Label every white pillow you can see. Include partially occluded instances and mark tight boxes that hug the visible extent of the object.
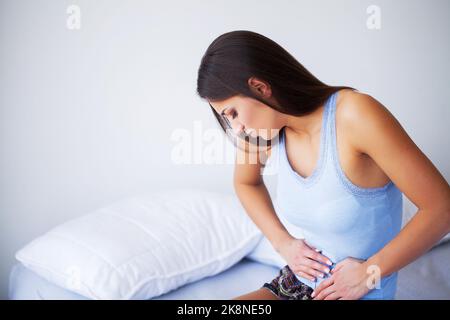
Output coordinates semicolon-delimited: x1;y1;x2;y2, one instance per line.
15;188;262;300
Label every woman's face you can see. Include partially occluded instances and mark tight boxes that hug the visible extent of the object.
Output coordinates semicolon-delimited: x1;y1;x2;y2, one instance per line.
209;95;284;141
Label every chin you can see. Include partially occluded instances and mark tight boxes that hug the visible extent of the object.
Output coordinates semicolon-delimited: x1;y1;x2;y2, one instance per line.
257;128;279;141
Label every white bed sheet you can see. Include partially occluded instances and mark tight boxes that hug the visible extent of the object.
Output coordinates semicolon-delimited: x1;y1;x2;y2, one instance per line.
9;241;450;300
9;257;280;300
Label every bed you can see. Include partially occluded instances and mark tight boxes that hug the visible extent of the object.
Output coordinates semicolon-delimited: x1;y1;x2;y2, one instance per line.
9;257;279;300
9;240;450;300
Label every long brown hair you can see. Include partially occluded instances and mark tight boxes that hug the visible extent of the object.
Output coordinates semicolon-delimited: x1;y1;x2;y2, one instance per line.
196;30;356;152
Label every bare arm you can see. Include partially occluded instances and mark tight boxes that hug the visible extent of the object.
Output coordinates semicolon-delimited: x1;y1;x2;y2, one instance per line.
311;92;450;300
233;140;334;280
346;93;450;278
233;142;293;252
234;182;293;252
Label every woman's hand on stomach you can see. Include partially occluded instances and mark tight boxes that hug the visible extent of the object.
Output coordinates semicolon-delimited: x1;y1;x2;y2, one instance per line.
278;237;334;282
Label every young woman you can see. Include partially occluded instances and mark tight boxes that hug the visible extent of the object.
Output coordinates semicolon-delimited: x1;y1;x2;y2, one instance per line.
196;30;450;300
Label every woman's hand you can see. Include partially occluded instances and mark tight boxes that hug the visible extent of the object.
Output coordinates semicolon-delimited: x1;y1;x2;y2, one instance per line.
311;257;373;300
278;237;334;282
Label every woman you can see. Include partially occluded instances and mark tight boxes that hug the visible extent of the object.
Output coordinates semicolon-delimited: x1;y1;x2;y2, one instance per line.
196;30;450;300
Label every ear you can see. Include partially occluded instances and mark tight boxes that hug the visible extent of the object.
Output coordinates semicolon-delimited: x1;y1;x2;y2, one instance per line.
248;77;271;97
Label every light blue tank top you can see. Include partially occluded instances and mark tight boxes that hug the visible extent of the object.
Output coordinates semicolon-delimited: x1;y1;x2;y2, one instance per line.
274;90;403;299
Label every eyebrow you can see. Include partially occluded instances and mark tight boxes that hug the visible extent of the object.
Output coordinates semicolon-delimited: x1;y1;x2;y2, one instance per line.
209;102;230;116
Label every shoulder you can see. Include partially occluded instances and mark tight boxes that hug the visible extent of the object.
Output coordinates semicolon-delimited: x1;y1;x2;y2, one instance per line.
336;89;388;123
336;89;402;154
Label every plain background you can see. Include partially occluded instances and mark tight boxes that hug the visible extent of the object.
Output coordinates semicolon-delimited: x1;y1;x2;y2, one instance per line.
1;0;449;299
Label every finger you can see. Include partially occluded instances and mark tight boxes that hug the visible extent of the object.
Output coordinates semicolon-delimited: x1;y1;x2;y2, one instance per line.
297;265;325;281
313;285;336;300
324;292;341;300
303;267;326;280
303;242;326;258
311;276;334;298
303;258;331;277
293;265;315;280
304;248;333;267
330;262;344;274
334;259;348;269
295;269;316;282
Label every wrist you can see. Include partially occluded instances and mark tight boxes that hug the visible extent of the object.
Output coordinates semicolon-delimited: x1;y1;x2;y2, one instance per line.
272;232;294;253
364;254;383;276
362;255;383;289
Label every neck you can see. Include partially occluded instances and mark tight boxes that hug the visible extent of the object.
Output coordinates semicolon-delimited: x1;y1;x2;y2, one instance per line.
283;103;325;138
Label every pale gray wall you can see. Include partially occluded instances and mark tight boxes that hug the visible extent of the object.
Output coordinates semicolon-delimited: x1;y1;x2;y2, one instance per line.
1;0;449;299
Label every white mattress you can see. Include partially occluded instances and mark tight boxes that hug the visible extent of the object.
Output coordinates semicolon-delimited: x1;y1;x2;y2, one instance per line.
8;257;280;300
9;241;450;300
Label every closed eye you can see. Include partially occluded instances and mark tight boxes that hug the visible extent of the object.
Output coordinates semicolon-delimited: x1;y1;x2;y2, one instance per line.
223;109;237;121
